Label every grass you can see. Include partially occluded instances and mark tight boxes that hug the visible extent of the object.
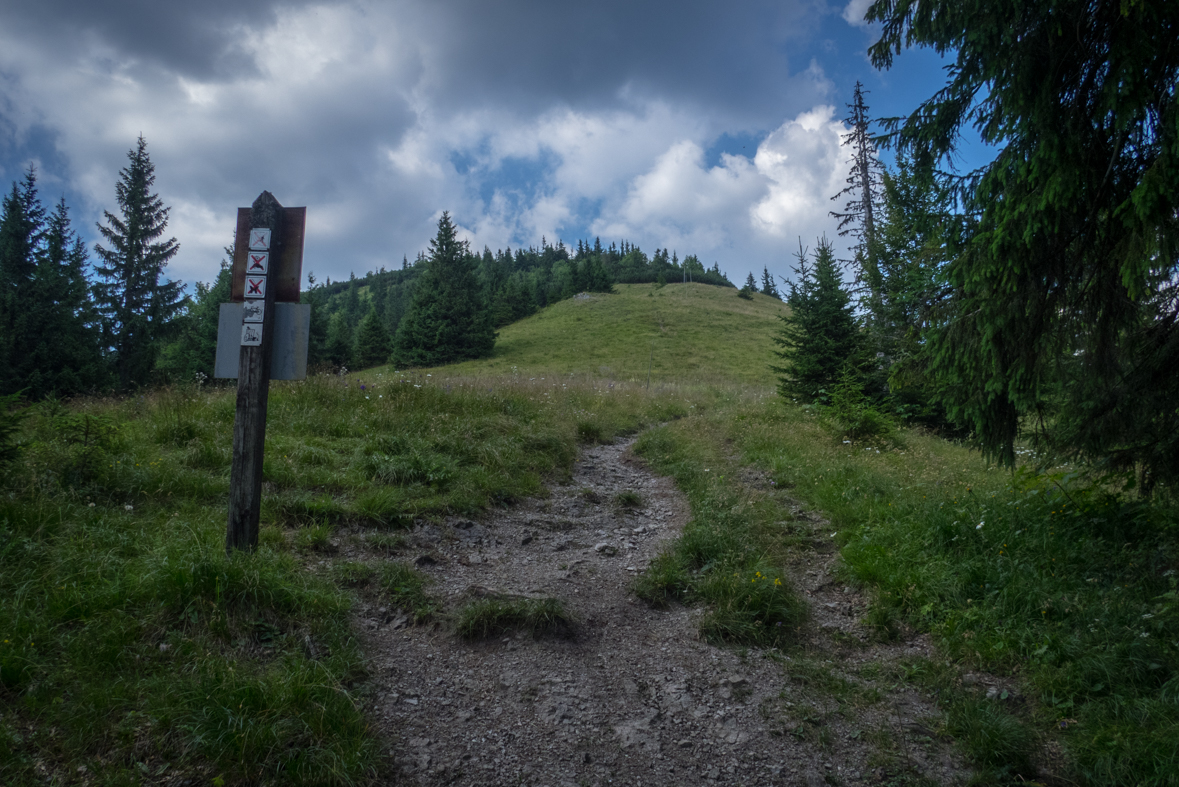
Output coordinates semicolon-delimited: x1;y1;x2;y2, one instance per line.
0;372;694;784
435;282;788;386
0;496;374;785
630;415;809;648
614;489;643;508
721;395;1179;785
454;597;574;640
332;561;436;622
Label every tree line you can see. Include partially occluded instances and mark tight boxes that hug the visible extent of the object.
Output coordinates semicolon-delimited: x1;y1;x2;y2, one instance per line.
0;137;739;398
774;0;1179;494
252;222;736;374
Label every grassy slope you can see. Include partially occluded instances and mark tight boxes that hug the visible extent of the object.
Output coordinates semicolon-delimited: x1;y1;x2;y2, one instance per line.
439;282;787;386
5;281;1176;786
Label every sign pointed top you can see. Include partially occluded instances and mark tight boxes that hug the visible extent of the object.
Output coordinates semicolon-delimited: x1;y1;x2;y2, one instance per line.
251;191;283;227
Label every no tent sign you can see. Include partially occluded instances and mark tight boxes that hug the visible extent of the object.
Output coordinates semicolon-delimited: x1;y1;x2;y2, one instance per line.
213;192;310;553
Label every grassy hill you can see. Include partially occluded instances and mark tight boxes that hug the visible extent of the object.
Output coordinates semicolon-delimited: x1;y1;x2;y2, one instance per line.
437;282;788;386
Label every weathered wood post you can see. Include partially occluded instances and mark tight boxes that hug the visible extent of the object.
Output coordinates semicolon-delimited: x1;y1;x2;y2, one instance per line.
226;192;284;553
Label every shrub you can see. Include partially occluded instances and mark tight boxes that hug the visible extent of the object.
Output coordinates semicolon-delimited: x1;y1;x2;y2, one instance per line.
821;365;896;444
0;392;27;476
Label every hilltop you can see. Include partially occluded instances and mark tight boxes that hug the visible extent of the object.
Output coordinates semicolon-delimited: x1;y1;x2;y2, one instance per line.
427;282;788;386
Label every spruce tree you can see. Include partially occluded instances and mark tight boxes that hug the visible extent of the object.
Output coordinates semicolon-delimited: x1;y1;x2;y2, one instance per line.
93;136;184;391
302;272;330;369
157;252;232;384
869;0;1179;486
325;312;355;370
392;212;495;367
26;198;106;396
771;237;861;402
355;306;392;368
831;82;885;299
0;168;46;396
0;170;103;398
738;271;757;299
760;266;780;299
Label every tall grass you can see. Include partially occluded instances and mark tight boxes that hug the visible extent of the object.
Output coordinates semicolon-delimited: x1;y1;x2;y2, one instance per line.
728;397;1179;784
0;372;702;783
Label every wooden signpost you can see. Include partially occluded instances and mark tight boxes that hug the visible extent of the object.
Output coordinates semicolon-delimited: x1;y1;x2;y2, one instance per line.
225;192;306;553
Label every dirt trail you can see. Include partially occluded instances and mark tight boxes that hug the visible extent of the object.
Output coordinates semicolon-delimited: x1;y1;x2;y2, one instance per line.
346;437;974;786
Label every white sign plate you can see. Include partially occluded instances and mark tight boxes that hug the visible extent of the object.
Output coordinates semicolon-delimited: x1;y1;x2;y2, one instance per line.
242;300;264;323
247;251;269;274
245;275;266;299
249;228;271;251
241;322;263;346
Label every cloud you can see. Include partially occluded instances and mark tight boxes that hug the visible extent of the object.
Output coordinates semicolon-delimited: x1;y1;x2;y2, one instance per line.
0;0;851;290
593;105;849;278
841;0;874;28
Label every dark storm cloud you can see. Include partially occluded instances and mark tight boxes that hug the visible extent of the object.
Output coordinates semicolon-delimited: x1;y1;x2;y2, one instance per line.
8;0;828;122
4;0;319;78
391;0;826;126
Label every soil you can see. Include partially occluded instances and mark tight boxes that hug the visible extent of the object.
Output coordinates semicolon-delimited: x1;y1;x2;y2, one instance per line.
340;437;978;786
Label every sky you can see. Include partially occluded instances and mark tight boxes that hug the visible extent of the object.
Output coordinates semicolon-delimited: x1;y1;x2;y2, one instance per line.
0;0;985;293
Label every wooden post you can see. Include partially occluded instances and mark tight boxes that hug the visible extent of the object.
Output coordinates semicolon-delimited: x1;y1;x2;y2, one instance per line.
226;191;284;553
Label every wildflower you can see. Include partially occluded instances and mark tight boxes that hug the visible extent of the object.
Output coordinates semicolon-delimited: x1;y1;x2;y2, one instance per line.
125;504;134;512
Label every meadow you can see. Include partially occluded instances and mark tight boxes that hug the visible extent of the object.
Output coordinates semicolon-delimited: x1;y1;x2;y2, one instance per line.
2;280;1175;785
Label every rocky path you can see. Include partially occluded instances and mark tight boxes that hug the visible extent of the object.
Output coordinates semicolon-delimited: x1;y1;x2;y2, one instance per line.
345;438;974;786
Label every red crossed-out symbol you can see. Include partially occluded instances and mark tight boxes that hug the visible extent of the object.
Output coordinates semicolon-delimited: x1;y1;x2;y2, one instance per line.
251;230;269;248
249;253;267;270
247;278;264;296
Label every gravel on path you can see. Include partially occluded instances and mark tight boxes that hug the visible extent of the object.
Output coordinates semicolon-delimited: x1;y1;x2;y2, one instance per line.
345;437;973;786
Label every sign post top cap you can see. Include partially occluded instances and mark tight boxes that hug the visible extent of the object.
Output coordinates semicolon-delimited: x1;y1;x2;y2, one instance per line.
252;191;283;213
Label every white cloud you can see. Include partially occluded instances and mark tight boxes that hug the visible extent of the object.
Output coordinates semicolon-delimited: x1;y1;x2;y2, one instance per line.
592;105;850;282
842;0;873;27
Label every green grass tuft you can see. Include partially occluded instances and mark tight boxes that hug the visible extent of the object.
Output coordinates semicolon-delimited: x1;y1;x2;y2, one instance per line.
332;561;436;621
614;489;643;508
454;596;574;640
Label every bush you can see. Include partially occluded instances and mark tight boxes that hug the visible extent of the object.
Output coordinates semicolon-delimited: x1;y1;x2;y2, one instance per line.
821;365;896;444
0;392;27;475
